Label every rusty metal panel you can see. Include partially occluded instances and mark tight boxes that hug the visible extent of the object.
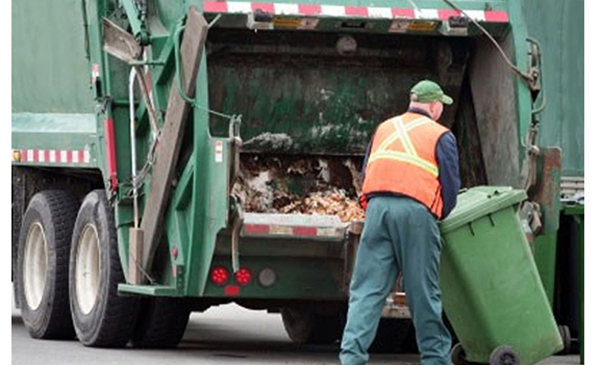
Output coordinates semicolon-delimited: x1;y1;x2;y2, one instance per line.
469;36;521;188
206;31;470;155
529;147;562;234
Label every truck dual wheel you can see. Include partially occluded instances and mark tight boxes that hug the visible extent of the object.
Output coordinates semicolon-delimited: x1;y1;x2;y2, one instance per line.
280;308;343;345
68;190;140;347
16;190;79;339
131;297;191;348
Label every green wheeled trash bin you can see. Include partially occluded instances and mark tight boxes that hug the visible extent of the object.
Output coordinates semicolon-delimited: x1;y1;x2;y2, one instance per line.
562;202;584;364
439;186;563;365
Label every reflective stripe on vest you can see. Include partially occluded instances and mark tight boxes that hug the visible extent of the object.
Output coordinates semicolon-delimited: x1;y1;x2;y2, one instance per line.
362;113;447;219
367;116;439;176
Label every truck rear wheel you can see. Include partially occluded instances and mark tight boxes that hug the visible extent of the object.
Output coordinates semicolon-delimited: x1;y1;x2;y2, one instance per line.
131;297;191;348
16;190;79;339
69;190;139;347
281;308;343;345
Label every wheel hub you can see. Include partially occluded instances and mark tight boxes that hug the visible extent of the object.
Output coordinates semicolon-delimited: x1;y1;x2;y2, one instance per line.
499;353;517;365
23;222;48;310
75;224;101;315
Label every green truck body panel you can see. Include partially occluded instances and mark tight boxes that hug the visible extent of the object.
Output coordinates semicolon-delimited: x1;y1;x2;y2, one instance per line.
522;0;584;177
12;0;94;113
12;113;97;150
12;0;580;308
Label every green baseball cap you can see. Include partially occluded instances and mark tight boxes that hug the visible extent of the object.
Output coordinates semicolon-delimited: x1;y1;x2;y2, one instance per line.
410;80;453;105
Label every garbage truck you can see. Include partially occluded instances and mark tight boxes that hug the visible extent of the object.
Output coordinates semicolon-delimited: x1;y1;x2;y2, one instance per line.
11;0;575;354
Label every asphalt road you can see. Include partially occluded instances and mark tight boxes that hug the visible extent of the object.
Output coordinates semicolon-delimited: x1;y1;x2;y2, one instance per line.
11;297;582;365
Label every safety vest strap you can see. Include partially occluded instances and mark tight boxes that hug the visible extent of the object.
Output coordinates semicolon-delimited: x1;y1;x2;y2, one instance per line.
376;116;430;152
404;117;433;131
368;115;439;177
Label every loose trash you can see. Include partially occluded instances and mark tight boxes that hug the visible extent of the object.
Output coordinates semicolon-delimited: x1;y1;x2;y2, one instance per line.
232;154;365;222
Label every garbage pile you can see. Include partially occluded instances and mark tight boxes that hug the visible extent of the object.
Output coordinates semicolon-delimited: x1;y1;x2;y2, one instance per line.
278;189;365;222
232;154;365;222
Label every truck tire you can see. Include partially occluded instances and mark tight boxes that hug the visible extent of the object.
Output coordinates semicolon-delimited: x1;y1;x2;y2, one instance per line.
16;190;79;339
12;180;22;286
281;308;343;345
131;297;191;348
69;190;139;347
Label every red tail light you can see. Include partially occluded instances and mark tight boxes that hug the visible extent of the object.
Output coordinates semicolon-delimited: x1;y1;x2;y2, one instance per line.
234;268;252;286
104;118;118;190
210;267;229;286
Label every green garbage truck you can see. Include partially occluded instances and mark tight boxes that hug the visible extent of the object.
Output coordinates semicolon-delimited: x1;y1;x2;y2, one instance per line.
11;0;577;355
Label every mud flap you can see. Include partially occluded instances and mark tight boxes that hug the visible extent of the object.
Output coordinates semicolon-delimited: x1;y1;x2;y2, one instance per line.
527;147;562;235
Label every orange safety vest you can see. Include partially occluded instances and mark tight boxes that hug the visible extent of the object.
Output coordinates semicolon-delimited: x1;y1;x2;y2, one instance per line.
361;112;449;219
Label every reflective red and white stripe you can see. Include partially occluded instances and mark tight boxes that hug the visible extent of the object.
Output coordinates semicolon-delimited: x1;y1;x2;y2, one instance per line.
202;1;509;22
243;223;344;239
18;149;91;164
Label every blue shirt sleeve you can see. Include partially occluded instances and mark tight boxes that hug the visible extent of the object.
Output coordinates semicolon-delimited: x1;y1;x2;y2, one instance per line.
436;131;461;219
361;138;373;180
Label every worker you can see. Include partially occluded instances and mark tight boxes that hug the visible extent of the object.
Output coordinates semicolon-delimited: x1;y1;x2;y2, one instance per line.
339;80;461;365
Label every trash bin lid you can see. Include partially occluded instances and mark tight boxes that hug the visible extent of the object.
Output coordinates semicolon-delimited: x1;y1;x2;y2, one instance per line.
439;186;527;233
563;202;584;216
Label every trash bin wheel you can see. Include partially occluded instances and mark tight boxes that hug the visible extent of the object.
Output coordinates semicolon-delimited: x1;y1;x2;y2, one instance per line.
558;325;571;354
451;343;469;365
489;346;520;365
